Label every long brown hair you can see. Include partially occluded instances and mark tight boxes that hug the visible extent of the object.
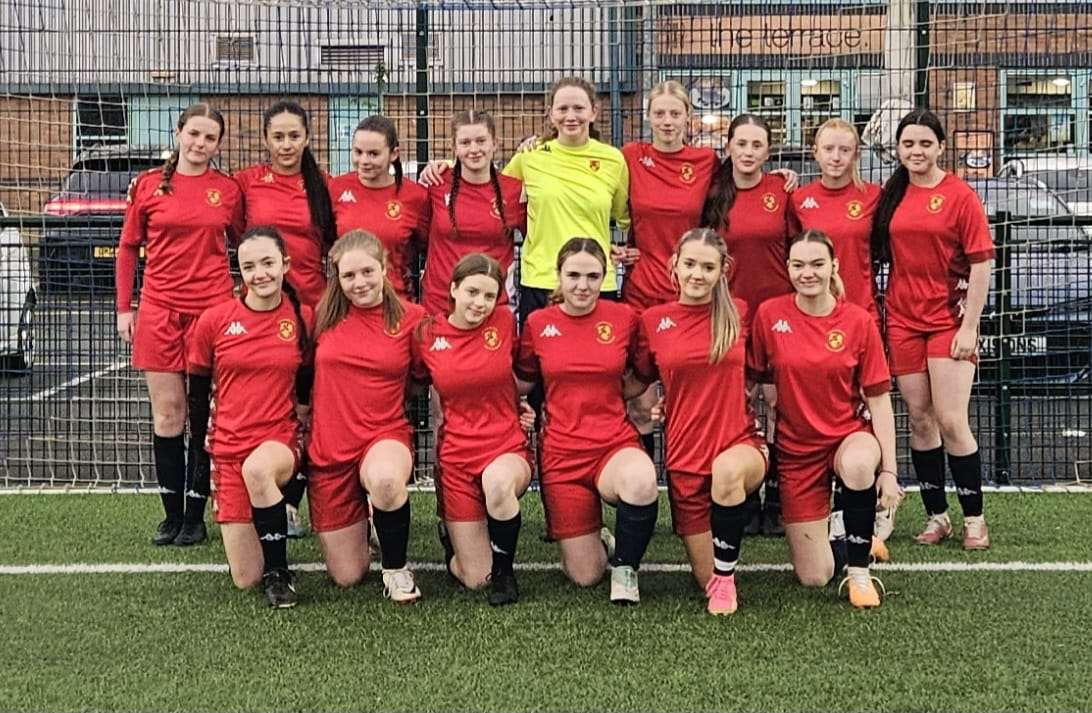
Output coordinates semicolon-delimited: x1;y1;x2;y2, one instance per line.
314;230;404;338
789;229;845;300
701;113;771;232
353;115;404;193
159;103;225;195
418;252;506;341
237;226;311;360
673;228;741;364
449;110;509;240
543;76;602;142
549;237;608;305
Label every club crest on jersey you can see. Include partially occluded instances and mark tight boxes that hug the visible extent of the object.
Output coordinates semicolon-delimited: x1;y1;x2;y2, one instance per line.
846;199;864;220
595;321;614;344
277;319;295;342
588;159;601;172
483;327;501;351
826;329;846;352
762;192;778;212
679;163;695;184
205;189;222;207
927;194;945;213
385;200;402;220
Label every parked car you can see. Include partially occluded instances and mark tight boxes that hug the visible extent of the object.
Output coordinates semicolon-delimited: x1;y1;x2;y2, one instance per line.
39;146;169;293
997;156;1092;237
0;201;37;376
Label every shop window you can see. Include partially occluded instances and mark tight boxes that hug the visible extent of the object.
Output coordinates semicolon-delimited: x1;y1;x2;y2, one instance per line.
1007;75;1072;109
1003;114;1074;153
1003;74;1077;155
800;79;841;146
746;80;786;145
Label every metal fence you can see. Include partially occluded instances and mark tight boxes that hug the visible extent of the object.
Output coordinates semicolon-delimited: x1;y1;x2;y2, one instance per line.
1;0;1090;487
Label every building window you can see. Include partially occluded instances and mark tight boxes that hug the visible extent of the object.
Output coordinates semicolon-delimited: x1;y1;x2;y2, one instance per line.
746;80;786;146
800;78;842;146
1003;73;1077;155
215;35;256;64
75;96;127;151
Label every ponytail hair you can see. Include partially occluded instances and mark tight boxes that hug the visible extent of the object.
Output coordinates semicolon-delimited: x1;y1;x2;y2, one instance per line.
238;226;311;360
870;109;947;267
315;229;404;338
789;229;845;300
354;115;404;193
701;113;771;231
673;228;741;364
549;237;608;305
449;110;508;241
159;103;226;195
813;117;864;190
263;100;337;253
543;76;602;142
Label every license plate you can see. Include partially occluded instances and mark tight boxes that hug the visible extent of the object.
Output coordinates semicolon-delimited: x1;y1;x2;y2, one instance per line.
93;246;144;258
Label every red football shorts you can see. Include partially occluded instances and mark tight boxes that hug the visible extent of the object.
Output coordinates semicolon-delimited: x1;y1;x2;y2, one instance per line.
436;449;531;523
886;324;977;377
131;299;202;372
307;430;413;533
539;442;637;540
667;435;768;537
211;442;300;525
778;430;872;524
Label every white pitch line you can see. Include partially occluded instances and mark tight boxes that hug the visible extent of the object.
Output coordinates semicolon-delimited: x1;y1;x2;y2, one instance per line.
10;359;129;403
2;560;1092;576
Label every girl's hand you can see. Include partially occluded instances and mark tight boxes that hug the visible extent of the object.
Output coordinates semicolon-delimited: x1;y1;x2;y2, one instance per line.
950;325;979;361
769;168;799;193
876;471;904;510
418;160;451;187
518;399;537;432
117;312;135;343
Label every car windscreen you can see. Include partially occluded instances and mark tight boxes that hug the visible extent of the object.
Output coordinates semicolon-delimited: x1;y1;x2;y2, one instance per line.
62;170;144;196
1033;170;1092;204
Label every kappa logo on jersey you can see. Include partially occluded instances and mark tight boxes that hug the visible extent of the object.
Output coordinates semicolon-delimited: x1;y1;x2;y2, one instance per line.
482;326;501;351
771;319;792;334
679;162;696;184
800;196;820;210
762;192;779;212
595;321;614;344
385;200;402;220
277;319;295;342
205;188;222;207
540;324;562;338
588;159;601;172
846;199;864;220
430;336;453;352
927;194;945;213
125;176;139;204
825;329;846;352
639;155;655;169
656;316;678;333
338;190;357;204
224;321;248;336
261;172;275;184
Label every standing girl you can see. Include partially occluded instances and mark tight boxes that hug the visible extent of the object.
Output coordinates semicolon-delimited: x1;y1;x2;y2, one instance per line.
871;110;994;550
328;116;430;301
116;103;243;546
634;228;766;615
416;254;532;605
307;230;427;602
515;238;659;605
748;230;901;608
187;227;312;608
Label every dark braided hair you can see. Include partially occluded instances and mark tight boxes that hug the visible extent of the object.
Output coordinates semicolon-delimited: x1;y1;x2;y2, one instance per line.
158;103;226;195
448;110;510;240
238;226;311;361
701;113;770;232
263;100;337;254
870;109;947;268
354;115;403;194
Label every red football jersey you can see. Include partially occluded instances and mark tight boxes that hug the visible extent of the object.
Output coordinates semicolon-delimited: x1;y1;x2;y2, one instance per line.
516;300;639;455
415;308;527;473
118;167;244;314
622;142;718;310
420;171;526;317
719;172;800;320
886;173;995;332
328;173;430;301
308;300;426;468
235;164;328;308
748;293;891;454
634;299;757;476
791;180;881;320
188;297;312;460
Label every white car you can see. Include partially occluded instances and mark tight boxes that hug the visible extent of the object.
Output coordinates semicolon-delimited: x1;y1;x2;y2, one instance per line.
0;202;36;375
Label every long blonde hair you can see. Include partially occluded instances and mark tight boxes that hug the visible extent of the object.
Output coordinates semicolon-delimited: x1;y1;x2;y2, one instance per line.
315;230;404;338
813;117;864;190
789;229;845;300
673;228;741;364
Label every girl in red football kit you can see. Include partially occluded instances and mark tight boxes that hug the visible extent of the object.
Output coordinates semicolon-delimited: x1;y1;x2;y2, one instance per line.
115;103;243;547
634;228;766;616
515;238;659;605
307;230;427;603
749;230;901;609
235;100;338;537
328;116;430;301
188;227;313;609
702;113;801;537
871;110;994;550
420;111;526;318
415;254;532;606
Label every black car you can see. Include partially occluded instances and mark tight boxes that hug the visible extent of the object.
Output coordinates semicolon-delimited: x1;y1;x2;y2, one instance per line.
39;146;169;293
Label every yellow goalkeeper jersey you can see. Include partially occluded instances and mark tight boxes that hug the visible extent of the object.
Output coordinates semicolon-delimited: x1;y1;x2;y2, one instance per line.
504;137;630;291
